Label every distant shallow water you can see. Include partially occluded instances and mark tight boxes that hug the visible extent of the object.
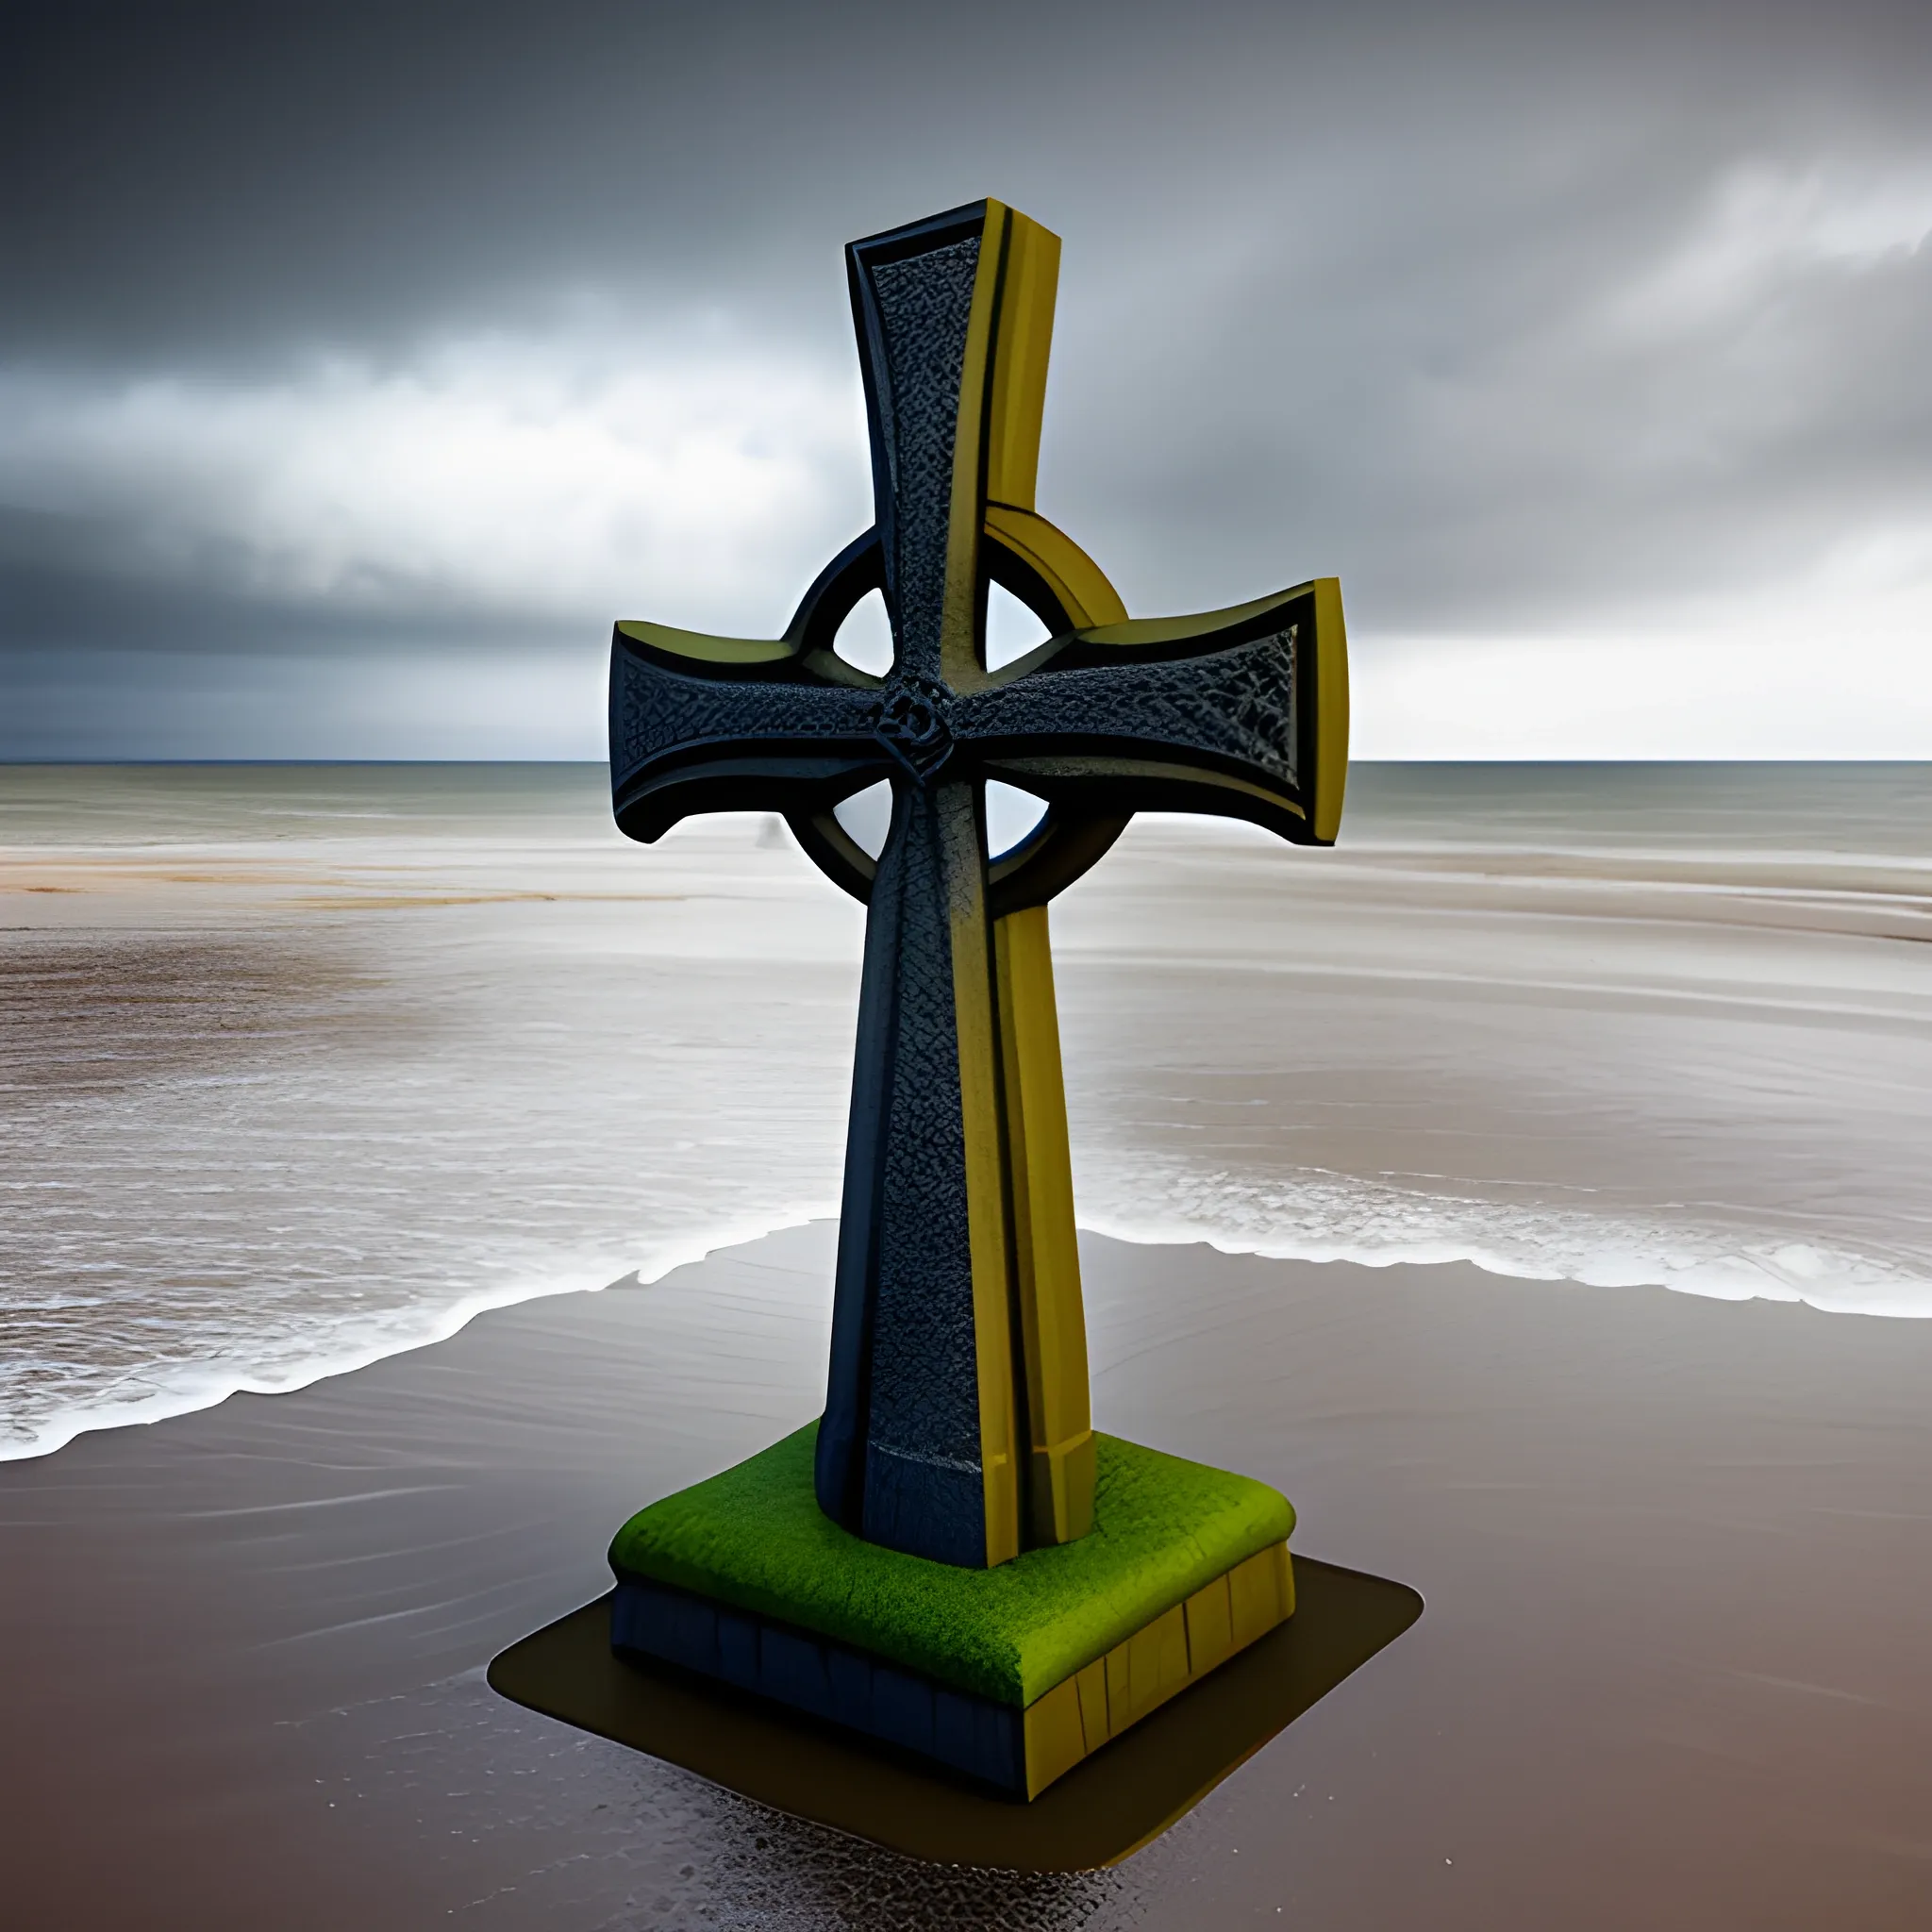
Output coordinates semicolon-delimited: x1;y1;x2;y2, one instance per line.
4;760;1930;1459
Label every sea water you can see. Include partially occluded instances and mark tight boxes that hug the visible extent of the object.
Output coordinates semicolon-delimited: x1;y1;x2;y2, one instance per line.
3;762;1929;1458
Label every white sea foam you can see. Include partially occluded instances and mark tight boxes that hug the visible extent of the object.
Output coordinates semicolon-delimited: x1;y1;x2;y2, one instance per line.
0;1202;835;1463
1075;1165;1932;1319
23;1174;1925;1470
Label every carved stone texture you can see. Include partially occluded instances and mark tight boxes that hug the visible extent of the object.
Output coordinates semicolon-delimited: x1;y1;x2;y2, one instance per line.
958;626;1299;791
612;649;875;776
864;236;980;683
847;781;989;1565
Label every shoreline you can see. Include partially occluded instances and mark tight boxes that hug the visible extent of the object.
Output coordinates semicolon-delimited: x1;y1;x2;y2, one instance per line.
12;1201;1929;1465
0;1204;833;1463
5;1224;1929;1928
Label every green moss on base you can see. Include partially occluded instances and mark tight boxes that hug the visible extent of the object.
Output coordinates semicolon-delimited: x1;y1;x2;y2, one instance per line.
608;1425;1292;1707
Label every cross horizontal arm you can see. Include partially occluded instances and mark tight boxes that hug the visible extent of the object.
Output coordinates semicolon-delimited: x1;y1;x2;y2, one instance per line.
952;576;1348;847
608;618;893;843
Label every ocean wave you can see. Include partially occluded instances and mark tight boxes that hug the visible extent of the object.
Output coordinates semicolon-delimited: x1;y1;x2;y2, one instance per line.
18;1174;1932;1460
0;1202;832;1463
1075;1164;1932;1318
9;1170;1926;1467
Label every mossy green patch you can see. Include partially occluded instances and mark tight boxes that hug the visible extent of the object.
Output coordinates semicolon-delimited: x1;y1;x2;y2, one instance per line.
608;1425;1292;1707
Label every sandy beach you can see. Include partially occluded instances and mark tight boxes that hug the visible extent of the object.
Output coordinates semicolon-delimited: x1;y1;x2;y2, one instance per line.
5;1220;1929;1928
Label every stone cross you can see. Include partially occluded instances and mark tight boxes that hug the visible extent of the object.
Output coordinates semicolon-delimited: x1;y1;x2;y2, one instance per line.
609;200;1348;1570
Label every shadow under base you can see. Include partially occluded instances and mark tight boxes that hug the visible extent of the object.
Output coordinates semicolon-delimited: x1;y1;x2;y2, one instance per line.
488;1557;1422;1872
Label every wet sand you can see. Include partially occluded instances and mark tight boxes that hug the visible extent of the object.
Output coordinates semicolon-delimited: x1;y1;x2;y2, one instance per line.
4;1224;1930;1929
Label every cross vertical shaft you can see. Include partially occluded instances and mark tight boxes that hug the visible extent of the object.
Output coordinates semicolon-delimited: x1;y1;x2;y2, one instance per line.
815;201;1092;1568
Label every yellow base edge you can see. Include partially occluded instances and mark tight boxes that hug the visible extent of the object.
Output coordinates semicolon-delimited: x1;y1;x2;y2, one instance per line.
1021;1541;1294;1799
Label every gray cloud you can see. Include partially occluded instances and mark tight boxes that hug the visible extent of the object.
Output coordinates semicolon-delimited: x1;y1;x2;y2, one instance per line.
4;0;1929;754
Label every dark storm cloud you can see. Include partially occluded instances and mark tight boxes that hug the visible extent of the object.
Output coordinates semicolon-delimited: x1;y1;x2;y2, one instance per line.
3;0;1929;754
10;2;1924;358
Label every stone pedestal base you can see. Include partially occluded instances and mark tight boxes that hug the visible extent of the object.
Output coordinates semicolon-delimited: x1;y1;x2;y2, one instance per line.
606;1424;1295;1798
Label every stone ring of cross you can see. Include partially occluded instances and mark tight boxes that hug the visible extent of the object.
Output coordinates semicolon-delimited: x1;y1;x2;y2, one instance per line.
608;199;1347;918
608;199;1351;1569
612;512;1342;920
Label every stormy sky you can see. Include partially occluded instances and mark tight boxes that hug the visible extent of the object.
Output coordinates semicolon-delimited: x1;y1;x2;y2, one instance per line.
4;0;1929;758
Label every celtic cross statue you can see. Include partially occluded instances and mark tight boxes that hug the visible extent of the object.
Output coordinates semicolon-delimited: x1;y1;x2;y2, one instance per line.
609;199;1347;1573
